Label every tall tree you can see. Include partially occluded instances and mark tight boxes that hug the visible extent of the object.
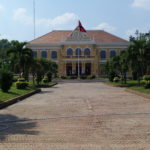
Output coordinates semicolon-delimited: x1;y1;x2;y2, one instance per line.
7;40;33;78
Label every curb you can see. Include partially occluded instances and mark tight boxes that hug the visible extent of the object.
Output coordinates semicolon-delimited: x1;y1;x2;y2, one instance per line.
125;89;150;99
0;89;41;110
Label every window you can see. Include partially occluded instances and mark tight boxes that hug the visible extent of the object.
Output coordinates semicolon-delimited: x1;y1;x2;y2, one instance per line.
51;51;57;59
84;48;90;56
100;50;106;59
33;51;37;57
42;51;47;58
76;48;82;56
67;48;73;56
110;50;116;58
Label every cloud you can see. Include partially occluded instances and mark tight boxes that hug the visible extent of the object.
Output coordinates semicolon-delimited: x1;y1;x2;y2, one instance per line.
13;8;33;24
37;13;78;27
132;0;150;10
13;8;78;27
94;22;116;32
0;4;4;12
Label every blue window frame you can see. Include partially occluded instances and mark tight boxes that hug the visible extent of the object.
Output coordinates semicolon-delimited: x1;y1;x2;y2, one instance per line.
41;51;47;58
100;50;106;59
51;51;57;59
33;51;37;57
67;48;73;56
84;48;90;56
110;50;116;58
76;48;82;56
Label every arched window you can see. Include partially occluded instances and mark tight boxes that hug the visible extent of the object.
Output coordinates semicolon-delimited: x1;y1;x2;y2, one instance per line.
41;51;47;58
110;50;116;58
100;50;106;59
33;51;37;57
67;48;73;56
84;48;90;56
76;48;82;56
51;51;57;59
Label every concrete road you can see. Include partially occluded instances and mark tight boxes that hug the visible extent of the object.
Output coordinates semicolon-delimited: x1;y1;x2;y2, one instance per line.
0;82;150;150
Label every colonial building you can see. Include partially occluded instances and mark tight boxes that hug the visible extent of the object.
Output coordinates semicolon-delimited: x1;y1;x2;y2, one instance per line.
27;21;129;76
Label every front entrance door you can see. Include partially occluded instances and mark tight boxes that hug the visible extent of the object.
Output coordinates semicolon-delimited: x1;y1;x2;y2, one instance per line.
85;63;91;75
76;63;82;75
66;63;72;75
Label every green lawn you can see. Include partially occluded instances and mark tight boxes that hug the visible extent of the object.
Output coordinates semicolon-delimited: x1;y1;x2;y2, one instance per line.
0;82;57;103
0;84;36;103
107;80;150;94
128;86;150;94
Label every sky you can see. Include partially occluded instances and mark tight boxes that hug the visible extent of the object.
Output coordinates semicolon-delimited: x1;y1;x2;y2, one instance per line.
0;0;150;42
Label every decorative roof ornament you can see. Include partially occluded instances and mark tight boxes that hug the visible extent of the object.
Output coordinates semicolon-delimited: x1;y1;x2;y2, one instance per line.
66;21;93;42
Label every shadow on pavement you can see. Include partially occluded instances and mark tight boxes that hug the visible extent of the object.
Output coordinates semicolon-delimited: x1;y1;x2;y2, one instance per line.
0;114;38;141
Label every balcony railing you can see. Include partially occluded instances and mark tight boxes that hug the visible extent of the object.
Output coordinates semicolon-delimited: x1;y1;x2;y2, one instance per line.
63;56;95;59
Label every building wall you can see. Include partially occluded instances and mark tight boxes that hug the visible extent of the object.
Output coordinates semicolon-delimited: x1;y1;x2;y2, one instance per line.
28;43;128;76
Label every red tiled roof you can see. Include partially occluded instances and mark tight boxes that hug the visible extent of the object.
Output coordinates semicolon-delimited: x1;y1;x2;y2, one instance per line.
30;30;128;44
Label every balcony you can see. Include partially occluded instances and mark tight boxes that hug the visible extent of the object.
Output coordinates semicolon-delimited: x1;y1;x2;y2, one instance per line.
63;56;95;59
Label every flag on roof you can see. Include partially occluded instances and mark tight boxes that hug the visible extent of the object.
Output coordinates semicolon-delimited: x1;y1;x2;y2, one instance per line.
78;21;86;32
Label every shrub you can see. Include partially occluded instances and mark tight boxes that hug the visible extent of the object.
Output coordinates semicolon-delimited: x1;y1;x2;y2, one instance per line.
61;76;67;79
16;81;28;89
143;75;150;81
144;81;150;89
108;71;116;82
46;71;52;82
16;78;28;89
113;77;120;82
0;69;13;92
143;75;150;89
42;77;49;83
70;75;77;79
87;75;96;79
35;74;43;85
17;78;26;82
80;75;87;79
12;77;18;82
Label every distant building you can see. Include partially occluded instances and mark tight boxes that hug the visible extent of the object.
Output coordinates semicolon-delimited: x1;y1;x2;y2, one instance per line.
27;21;129;76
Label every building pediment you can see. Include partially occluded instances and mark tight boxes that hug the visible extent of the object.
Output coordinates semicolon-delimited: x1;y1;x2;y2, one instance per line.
66;28;92;42
65;22;93;42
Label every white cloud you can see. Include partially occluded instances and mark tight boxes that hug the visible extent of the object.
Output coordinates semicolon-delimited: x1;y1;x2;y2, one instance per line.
13;8;33;24
94;22;116;32
13;8;78;27
132;0;150;10
37;13;78;27
0;4;4;12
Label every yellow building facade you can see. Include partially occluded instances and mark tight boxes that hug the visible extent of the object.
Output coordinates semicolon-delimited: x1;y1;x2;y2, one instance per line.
27;22;129;77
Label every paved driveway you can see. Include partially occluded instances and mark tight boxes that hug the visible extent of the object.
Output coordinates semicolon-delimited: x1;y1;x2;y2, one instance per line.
0;82;150;150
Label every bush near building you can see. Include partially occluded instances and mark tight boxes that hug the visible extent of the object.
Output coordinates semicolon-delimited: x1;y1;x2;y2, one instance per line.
16;78;29;89
0;69;13;92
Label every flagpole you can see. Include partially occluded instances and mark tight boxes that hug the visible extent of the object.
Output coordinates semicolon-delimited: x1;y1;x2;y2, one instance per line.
78;47;80;78
33;0;36;39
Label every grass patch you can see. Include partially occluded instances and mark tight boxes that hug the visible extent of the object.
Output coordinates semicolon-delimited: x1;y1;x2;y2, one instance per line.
0;84;36;103
128;86;150;94
106;80;150;94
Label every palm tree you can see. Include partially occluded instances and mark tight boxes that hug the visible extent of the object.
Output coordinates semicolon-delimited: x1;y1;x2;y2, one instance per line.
7;40;33;79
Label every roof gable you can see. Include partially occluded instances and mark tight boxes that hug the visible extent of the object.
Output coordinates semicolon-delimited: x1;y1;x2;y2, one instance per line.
29;30;128;44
